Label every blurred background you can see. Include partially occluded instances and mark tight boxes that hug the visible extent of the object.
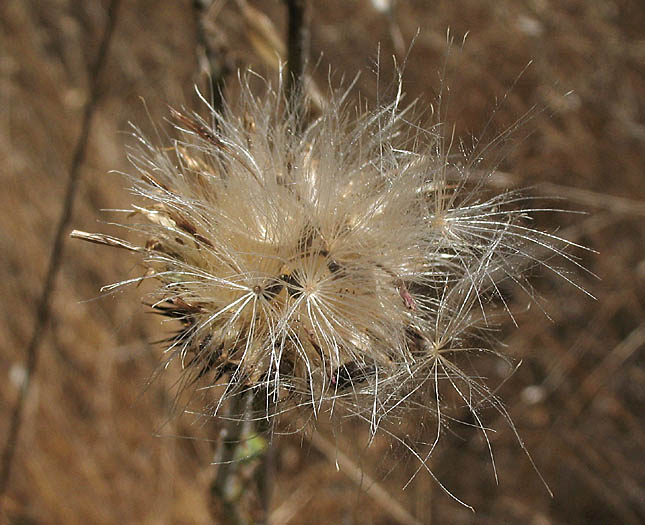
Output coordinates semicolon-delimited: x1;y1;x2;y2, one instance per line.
1;0;643;523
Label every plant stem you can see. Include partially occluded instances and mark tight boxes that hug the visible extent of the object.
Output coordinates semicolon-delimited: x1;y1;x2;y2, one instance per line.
210;391;273;524
192;0;231;113
284;0;311;120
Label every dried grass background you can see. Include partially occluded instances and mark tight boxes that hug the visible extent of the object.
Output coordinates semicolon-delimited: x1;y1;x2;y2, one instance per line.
1;0;643;523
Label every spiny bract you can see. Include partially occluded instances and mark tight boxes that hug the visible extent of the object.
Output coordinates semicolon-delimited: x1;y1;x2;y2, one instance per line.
74;74;581;451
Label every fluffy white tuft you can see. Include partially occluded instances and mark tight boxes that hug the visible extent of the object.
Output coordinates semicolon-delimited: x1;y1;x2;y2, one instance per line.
74;72;585;495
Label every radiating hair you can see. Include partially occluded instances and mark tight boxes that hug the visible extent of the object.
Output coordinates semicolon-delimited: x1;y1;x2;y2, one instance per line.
73;70;588;503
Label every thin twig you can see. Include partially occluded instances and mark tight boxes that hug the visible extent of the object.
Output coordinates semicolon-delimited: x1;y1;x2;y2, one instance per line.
284;0;310;118
269;484;314;524
569;322;645;417
307;431;422;525
234;0;325;112
487;170;645;217
0;0;121;507
192;0;230;113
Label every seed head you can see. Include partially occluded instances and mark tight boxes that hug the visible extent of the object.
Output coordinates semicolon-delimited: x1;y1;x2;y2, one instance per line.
73;73;585;488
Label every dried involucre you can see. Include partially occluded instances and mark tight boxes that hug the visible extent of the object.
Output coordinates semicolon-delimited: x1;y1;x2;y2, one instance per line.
74;75;584;463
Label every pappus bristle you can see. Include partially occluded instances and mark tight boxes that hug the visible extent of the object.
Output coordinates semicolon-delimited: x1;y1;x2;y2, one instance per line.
72;71;586;494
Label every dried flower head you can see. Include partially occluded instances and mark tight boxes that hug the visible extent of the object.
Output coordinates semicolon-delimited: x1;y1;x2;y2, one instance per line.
73;71;586;497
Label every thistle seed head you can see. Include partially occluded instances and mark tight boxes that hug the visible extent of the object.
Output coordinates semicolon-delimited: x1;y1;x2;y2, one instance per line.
73;72;584;459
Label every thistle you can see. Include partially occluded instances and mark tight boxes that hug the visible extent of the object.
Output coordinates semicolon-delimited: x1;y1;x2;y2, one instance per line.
72;72;585;495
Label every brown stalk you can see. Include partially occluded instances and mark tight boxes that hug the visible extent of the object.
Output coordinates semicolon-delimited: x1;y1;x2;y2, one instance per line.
284;0;311;121
0;0;121;507
192;0;231;114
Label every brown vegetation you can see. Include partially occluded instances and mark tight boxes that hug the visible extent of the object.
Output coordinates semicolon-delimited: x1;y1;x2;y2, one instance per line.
1;1;643;523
